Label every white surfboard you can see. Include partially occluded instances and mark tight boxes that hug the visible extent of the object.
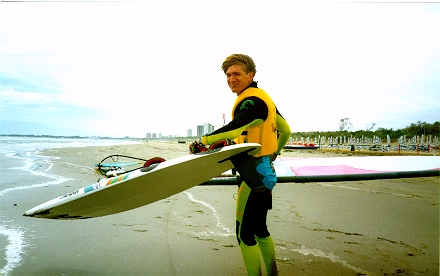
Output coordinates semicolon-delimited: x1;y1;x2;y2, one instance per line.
24;143;261;219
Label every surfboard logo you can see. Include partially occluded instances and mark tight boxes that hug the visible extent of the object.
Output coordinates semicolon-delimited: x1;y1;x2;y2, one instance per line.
107;173;131;186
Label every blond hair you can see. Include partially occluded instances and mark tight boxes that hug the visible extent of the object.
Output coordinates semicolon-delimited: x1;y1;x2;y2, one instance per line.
221;54;257;75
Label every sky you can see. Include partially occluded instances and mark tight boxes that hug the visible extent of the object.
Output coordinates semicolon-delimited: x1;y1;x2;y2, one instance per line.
0;0;439;138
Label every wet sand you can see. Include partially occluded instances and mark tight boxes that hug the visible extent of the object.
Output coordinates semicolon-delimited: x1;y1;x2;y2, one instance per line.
11;142;439;275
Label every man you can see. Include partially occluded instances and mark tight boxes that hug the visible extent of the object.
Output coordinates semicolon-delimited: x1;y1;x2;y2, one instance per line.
192;54;290;276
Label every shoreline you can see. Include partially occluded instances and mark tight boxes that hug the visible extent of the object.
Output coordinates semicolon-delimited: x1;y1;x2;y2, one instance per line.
7;142;439;275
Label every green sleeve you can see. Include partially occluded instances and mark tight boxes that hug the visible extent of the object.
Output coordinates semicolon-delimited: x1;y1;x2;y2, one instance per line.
201;119;263;145
275;114;291;154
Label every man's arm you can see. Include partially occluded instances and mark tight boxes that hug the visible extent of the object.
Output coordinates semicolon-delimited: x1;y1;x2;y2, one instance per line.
201;96;267;145
274;110;291;155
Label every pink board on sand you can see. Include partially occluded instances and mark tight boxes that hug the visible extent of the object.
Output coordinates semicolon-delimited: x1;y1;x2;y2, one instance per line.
204;156;440;185
274;156;440;176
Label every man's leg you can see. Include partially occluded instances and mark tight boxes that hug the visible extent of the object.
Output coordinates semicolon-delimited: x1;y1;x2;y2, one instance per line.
236;182;262;275
234;155;277;275
239;242;262;276
256;235;278;276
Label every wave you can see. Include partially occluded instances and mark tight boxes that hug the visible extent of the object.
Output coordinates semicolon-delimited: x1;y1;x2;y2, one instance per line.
0;225;26;276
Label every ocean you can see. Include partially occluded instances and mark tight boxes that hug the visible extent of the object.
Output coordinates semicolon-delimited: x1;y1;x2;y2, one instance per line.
0;136;140;275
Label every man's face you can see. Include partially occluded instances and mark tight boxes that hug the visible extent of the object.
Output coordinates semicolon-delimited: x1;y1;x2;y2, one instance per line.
226;64;254;95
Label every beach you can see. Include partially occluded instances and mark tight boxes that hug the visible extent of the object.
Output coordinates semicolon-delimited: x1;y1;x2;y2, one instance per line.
2;141;438;275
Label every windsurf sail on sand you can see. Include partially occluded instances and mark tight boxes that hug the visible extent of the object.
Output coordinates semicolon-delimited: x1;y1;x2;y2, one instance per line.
95;155;165;177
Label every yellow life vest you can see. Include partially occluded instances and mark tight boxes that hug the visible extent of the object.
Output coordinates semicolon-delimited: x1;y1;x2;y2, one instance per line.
232;87;277;157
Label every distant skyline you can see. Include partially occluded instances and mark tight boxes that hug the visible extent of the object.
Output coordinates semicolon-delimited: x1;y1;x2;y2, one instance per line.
1;1;439;138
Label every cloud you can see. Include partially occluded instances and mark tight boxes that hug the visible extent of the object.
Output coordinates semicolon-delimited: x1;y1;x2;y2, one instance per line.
0;2;439;137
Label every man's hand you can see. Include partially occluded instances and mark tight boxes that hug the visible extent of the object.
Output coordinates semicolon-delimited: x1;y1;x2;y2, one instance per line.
189;140;208;154
208;139;235;150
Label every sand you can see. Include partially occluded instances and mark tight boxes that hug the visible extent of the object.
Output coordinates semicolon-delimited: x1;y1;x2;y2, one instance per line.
11;142;439;275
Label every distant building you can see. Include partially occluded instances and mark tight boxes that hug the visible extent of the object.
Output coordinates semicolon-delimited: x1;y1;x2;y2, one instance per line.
152;133;157;139
204;123;215;134
197;125;203;137
187;129;193;137
146;133;152;139
197;123;214;136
